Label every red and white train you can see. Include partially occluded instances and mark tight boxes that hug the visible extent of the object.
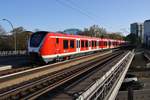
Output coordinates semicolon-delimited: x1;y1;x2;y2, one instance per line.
28;31;125;64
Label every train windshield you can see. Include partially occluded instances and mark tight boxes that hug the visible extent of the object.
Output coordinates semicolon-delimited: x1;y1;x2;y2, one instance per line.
30;31;48;47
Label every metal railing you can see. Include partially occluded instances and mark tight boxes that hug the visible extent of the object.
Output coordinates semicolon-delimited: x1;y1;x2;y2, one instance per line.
0;50;27;56
76;51;134;100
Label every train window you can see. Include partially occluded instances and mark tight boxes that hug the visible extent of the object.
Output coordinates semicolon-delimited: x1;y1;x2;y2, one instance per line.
92;41;95;47
109;41;111;46
85;40;88;47
99;41;102;46
63;40;68;49
92;41;94;47
76;40;78;48
113;42;115;46
104;42;107;46
70;40;74;48
30;31;48;47
94;41;96;47
56;38;59;44
93;41;95;47
81;40;84;47
76;40;80;48
78;40;80;48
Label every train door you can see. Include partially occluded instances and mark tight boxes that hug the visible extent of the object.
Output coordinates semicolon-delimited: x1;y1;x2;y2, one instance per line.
97;40;99;49
107;40;110;48
88;40;91;51
109;40;112;48
76;39;80;53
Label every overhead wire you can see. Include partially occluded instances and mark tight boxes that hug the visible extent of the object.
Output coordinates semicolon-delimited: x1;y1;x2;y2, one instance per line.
55;0;97;23
67;0;99;19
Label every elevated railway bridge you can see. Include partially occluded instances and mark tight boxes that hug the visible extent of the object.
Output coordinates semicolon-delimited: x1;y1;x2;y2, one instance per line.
0;49;134;100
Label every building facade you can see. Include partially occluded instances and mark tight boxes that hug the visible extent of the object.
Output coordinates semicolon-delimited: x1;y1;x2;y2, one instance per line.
130;23;144;43
144;20;150;48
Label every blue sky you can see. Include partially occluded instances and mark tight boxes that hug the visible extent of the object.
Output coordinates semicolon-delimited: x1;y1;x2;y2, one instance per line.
0;0;150;35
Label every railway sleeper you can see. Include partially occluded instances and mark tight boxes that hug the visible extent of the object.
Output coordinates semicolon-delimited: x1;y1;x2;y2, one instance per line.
36;85;43;89
28;88;36;92
42;82;49;86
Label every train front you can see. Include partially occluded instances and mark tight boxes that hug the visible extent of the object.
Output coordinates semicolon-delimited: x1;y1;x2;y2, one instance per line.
28;31;48;64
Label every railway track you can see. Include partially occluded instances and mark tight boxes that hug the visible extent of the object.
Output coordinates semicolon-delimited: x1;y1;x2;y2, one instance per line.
0;50;123;100
0;50;112;77
0;50;112;90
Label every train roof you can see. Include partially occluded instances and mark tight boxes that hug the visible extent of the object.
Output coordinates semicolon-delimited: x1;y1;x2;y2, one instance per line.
35;31;124;41
48;32;100;39
47;32;118;41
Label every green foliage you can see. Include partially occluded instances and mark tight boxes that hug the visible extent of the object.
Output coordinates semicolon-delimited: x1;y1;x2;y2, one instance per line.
125;33;141;45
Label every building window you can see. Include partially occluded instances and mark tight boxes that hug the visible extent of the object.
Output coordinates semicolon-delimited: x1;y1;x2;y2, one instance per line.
63;40;68;49
70;40;74;48
81;40;84;47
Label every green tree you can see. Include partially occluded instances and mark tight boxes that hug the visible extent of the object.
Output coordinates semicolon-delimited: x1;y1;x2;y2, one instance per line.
125;33;141;45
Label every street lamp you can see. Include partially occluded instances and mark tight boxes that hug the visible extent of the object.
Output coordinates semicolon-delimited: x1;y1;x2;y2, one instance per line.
2;19;16;52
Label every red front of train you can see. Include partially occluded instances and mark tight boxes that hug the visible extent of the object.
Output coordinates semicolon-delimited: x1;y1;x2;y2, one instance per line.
28;31;125;63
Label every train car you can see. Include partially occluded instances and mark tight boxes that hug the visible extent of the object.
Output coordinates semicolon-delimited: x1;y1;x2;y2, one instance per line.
28;31;125;64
